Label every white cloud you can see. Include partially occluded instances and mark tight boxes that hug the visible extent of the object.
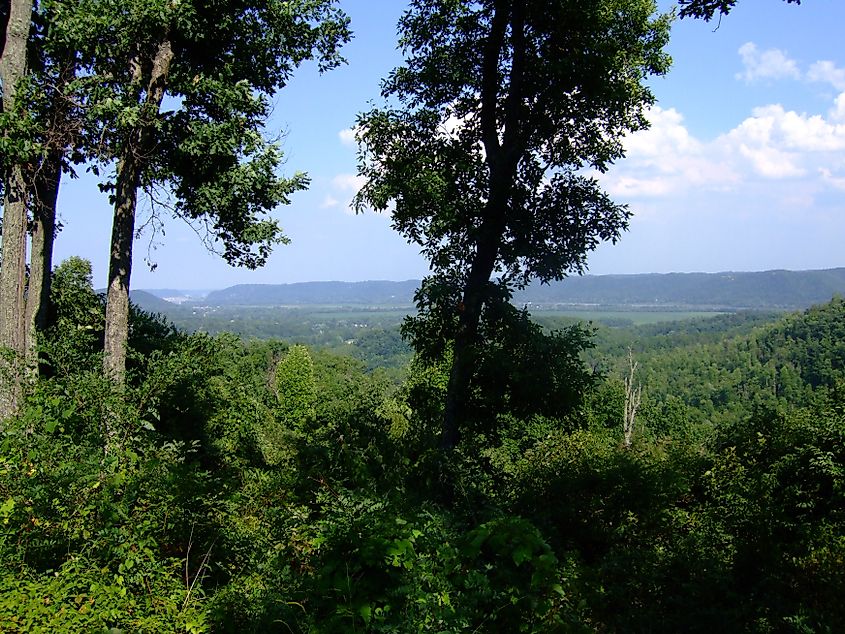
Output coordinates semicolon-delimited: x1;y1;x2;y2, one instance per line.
441;111;471;138
727;104;845;157
736;143;805;178
720;98;845;179
624;107;699;159
324;174;366;216
819;167;845;190
338;127;357;146
324;173;391;217
807;60;845;91
736;42;800;83
320;194;339;209
332;173;366;193
831;93;845;121
602;84;845;203
601;107;738;199
776;110;845;151
607;176;674;198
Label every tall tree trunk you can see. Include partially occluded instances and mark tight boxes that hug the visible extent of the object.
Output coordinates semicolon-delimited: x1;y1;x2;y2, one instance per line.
26;56;78;369
622;348;642;449
0;166;27;418
103;38;173;383
24;153;60;367
0;0;33;421
103;147;140;382
439;0;525;451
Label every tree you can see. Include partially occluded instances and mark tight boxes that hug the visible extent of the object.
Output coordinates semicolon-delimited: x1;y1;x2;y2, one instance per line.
356;0;671;450
1;0;114;418
51;0;350;382
0;0;34;420
265;344;318;463
275;344;318;430
623;348;642;448
50;256;102;334
678;0;800;21
22;3;83;368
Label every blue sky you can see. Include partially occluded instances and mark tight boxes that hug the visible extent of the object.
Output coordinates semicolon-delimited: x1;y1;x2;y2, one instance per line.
50;0;845;289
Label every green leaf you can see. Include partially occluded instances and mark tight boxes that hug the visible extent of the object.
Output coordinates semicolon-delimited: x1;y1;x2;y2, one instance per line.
512;545;533;566
0;498;15;522
358;604;372;624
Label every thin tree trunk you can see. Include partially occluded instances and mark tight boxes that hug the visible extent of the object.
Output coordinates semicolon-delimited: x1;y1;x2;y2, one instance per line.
0;166;27;417
103;38;173;384
441;219;503;450
0;0;33;421
623;348;642;449
25;153;60;368
441;334;470;450
439;2;510;451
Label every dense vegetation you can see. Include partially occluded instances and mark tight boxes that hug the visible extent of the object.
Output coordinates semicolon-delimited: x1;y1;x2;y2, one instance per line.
3;0;842;631
1;259;843;631
0;0;350;410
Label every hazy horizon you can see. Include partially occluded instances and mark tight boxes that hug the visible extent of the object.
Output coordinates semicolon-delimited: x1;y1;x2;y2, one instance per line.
130;265;845;294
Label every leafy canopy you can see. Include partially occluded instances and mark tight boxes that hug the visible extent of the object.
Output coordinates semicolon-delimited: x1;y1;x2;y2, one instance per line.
356;0;672;289
45;0;350;267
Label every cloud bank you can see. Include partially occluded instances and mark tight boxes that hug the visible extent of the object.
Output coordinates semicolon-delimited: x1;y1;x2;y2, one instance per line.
602;45;845;209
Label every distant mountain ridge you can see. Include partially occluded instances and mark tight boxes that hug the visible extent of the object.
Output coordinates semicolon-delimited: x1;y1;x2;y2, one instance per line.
202;280;421;306
512;268;845;309
142;268;845;310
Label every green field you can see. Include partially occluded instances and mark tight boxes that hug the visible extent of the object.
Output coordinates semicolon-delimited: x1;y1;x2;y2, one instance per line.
169;304;731;332
292;307;729;326
533;309;730;326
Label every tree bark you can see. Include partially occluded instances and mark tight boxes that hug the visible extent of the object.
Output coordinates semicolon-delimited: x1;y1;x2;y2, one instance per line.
623;348;642;449
0;0;33;421
103;38;173;383
103;148;140;381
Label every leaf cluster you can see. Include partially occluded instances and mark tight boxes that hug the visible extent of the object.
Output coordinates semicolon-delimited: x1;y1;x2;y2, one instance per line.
678;0;801;22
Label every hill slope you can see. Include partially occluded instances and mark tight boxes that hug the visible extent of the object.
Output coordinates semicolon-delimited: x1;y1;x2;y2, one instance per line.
129;290;176;313
203;280;421;306
194;268;845;309
514;268;845;308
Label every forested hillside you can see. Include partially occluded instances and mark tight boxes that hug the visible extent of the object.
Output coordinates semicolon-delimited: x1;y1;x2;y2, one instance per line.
2;0;843;631
1;261;844;631
588;300;845;431
516;268;845;309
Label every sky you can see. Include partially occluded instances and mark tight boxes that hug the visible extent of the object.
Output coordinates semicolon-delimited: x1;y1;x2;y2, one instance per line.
49;0;845;290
